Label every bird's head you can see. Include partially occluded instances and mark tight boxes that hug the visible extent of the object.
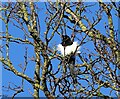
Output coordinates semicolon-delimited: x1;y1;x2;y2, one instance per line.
61;35;73;46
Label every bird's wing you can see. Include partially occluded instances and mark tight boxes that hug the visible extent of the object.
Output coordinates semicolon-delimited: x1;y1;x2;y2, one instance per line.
71;42;80;53
57;44;64;56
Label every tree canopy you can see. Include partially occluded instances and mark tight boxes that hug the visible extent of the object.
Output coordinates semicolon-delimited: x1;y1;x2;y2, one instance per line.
0;1;120;98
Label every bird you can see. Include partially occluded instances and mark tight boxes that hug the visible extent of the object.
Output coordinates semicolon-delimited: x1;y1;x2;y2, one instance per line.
57;35;80;84
57;35;80;56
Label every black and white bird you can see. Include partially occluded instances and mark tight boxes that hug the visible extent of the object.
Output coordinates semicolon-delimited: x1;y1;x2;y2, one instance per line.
57;35;80;83
57;35;80;56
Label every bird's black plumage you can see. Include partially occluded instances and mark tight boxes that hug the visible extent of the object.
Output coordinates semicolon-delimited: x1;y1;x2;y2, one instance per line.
61;35;73;46
61;35;75;64
61;35;77;84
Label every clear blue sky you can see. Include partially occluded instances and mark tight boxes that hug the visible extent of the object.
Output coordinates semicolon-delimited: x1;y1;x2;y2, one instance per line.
1;1;119;97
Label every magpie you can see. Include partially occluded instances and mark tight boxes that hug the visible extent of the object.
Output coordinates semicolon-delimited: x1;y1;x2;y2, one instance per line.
57;35;80;84
57;35;80;56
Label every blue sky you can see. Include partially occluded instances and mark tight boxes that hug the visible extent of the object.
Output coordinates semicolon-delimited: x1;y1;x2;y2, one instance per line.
1;1;119;97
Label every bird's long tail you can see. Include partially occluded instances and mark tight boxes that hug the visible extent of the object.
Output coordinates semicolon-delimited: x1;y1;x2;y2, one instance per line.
69;64;77;84
68;56;77;84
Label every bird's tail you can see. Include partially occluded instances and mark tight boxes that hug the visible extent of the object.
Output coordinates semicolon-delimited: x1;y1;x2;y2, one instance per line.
68;55;77;84
69;63;77;84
